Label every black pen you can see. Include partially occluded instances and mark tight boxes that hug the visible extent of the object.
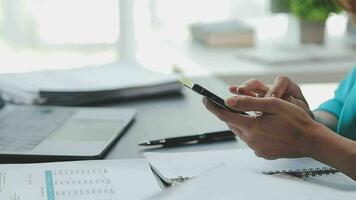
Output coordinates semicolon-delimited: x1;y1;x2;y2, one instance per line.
139;130;236;146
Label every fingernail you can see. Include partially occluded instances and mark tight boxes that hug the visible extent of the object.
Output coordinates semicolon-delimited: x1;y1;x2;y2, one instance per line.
202;97;207;105
271;93;276;97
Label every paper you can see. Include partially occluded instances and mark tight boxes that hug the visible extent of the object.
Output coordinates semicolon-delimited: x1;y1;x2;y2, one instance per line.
147;162;356;200
0;159;161;200
144;149;340;183
144;150;236;183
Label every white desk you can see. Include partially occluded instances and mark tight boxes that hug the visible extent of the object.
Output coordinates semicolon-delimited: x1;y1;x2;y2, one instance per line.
300;83;338;110
164;38;355;85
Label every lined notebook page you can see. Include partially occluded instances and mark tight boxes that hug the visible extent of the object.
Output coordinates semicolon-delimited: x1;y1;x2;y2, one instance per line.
144;149;336;183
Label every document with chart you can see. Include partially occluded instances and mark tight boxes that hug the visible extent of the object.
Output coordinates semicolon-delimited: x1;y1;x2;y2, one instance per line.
0;159;160;200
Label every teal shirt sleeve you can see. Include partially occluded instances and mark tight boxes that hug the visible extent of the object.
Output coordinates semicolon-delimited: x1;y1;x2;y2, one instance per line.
318;67;356;119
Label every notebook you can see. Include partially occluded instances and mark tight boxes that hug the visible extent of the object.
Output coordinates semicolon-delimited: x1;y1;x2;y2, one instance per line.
144;149;344;184
0;62;181;105
147;161;356;200
0;159;161;200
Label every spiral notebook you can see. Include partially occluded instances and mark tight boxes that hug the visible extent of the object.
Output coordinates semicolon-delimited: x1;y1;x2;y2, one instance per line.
148;162;356;200
144;149;343;184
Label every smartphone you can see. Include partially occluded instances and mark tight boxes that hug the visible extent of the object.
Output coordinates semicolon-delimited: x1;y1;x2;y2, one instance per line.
179;77;248;115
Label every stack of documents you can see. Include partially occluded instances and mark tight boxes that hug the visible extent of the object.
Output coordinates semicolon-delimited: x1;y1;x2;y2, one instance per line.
0;62;181;105
0;159;161;200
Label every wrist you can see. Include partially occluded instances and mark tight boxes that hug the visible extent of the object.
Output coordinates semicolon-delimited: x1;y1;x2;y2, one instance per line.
302;122;356;180
300;121;328;159
304;122;336;161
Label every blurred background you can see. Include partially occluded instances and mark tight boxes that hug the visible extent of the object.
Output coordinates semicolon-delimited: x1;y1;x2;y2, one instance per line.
0;0;355;84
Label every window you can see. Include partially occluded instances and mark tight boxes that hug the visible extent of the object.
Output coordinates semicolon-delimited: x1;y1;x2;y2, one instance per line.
0;0;120;72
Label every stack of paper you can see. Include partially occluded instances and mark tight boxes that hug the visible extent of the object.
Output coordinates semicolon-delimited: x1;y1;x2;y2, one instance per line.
0;62;181;105
0;159;161;200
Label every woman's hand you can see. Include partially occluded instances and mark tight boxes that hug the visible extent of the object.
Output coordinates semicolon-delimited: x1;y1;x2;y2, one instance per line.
203;95;319;159
230;76;314;119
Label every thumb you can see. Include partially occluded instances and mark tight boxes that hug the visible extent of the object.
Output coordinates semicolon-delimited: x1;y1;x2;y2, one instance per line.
225;96;284;114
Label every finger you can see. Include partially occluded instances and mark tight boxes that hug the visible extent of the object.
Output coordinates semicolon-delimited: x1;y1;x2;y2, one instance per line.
230;85;256;97
227;124;266;149
226;124;245;140
225;95;286;114
254;151;279;160
236;79;269;97
237;87;259;97
265;76;290;98
227;124;257;148
203;98;254;130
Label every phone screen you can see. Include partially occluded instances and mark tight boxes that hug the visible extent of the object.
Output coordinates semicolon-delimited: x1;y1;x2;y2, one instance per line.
191;83;248;115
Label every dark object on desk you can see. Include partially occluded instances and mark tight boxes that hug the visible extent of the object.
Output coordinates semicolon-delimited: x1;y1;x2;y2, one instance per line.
179;77;248;115
0;94;136;164
139;130;236;146
0;95;4;109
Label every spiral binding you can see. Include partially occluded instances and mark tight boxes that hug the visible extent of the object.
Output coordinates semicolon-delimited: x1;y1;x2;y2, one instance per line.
263;167;339;178
172;176;192;184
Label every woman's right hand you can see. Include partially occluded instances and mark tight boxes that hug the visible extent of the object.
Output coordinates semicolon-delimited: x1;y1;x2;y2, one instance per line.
230;76;314;119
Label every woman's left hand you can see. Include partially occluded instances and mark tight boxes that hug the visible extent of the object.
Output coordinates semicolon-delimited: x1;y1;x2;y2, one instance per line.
203;95;319;159
230;77;314;119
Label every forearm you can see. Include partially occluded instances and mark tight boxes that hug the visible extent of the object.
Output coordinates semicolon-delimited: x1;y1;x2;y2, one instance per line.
308;123;356;180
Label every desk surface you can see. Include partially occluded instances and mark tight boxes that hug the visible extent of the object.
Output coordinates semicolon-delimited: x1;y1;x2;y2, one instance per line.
104;77;246;160
166;39;355;85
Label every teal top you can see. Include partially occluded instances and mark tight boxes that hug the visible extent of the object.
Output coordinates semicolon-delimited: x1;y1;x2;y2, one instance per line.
318;67;356;140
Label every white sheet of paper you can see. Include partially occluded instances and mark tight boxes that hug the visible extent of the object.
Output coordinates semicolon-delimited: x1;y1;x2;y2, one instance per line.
147;162;356;200
144;149;352;183
0;159;161;200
